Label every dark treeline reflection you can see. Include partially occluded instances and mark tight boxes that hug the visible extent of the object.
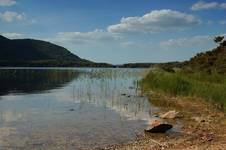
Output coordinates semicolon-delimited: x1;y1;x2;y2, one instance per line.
0;69;80;96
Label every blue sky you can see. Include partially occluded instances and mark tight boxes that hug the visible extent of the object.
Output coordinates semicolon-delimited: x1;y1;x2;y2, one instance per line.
0;0;226;64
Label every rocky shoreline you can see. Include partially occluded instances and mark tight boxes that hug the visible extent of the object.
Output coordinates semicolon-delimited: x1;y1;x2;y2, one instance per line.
105;93;226;150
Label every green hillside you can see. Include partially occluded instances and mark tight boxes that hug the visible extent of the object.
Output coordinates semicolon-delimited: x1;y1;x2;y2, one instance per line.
184;36;226;74
0;35;93;67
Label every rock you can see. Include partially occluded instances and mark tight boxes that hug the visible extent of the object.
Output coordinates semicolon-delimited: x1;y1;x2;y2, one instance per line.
191;117;206;123
160;110;179;119
145;119;173;133
200;132;214;142
145;124;173;133
149;119;162;126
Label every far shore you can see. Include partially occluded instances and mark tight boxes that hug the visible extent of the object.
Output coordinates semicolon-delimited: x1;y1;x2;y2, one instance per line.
0;61;182;69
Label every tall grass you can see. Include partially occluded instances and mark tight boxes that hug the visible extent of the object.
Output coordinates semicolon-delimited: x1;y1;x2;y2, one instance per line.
140;69;226;107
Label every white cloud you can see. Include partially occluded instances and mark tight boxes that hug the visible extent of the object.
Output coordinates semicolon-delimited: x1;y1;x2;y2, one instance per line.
220;3;226;9
207;20;214;25
0;11;25;22
1;32;24;39
51;29;122;44
107;9;201;34
120;41;154;50
191;1;226;11
219;20;226;25
48;9;203;47
0;0;16;6
160;35;213;49
206;20;226;25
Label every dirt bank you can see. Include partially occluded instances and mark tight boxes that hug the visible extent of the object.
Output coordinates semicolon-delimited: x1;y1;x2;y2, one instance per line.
105;93;226;150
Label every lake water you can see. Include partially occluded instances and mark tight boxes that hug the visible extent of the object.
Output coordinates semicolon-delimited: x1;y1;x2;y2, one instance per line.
0;68;156;150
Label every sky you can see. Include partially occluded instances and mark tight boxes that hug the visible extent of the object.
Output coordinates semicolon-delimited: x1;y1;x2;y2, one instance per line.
0;0;226;64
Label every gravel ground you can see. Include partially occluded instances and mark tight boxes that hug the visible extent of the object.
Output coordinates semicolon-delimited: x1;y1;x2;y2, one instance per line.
105;93;226;150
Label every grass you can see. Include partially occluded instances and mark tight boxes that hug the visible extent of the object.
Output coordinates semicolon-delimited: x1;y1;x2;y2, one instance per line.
140;69;226;108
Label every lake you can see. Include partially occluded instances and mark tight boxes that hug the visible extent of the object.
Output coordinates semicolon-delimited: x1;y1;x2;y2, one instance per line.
0;68;156;150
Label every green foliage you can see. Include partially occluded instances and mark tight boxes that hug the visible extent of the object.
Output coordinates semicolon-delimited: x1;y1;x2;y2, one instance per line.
214;36;226;47
221;40;226;46
185;45;226;74
141;70;226;108
214;36;224;44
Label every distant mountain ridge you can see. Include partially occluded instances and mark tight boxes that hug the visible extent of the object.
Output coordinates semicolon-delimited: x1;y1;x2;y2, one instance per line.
5;34;226;69
0;35;94;67
0;35;175;68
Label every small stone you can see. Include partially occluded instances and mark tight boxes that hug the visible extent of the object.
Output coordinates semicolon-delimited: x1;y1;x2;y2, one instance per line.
149;119;162;126
153;115;159;117
160;110;179;119
192;117;206;123
200;132;214;142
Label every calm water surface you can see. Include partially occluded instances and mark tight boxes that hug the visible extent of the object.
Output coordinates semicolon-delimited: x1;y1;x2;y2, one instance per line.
0;68;157;150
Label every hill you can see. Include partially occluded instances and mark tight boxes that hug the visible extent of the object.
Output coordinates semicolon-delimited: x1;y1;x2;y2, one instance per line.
0;35;96;67
184;40;226;74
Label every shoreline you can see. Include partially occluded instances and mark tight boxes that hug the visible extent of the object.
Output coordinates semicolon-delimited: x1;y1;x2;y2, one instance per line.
105;92;226;150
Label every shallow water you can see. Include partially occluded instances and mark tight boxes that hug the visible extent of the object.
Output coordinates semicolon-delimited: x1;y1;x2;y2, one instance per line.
0;68;156;149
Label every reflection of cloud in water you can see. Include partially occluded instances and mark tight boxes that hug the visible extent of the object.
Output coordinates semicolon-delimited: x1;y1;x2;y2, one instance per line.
0;127;17;146
0;68;154;149
53;69;153;122
0;111;24;122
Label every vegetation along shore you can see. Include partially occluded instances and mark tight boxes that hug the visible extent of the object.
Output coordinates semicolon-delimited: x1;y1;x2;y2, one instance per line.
106;36;226;150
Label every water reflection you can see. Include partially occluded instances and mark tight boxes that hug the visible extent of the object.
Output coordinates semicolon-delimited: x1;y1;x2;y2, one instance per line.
0;111;23;122
0;69;80;96
0;68;155;149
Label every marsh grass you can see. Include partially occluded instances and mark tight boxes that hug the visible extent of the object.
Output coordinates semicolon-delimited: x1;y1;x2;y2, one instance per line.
141;69;226;108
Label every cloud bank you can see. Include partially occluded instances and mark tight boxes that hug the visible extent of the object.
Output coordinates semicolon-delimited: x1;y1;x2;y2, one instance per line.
1;32;24;39
191;1;226;11
52;29;121;45
107;9;201;34
160;35;212;49
0;11;25;22
0;0;16;6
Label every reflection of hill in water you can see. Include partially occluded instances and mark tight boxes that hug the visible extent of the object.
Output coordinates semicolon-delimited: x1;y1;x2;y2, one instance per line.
0;69;80;96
